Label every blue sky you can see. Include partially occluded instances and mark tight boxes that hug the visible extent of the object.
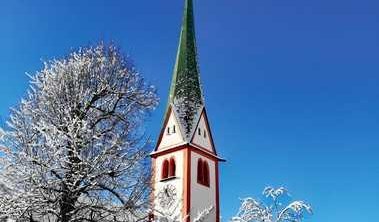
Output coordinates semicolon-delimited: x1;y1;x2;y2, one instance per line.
0;0;378;221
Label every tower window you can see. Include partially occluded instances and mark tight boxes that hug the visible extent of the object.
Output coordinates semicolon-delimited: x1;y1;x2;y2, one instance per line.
161;159;169;180
161;157;176;181
167;126;176;135
203;161;210;186
204;130;207;138
198;128;201;135
197;159;203;184
197;158;210;187
169;157;176;177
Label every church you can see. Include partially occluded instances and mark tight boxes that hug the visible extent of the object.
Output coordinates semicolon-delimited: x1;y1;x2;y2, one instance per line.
150;0;224;221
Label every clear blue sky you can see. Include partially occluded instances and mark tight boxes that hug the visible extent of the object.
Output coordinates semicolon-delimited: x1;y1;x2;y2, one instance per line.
0;0;378;221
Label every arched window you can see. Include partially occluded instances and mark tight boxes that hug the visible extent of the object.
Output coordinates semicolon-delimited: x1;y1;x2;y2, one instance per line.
197;159;210;187
169;158;176;177
203;161;210;187
161;159;169;179
197;159;203;184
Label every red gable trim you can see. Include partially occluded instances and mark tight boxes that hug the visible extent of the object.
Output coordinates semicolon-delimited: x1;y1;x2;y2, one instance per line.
151;144;225;162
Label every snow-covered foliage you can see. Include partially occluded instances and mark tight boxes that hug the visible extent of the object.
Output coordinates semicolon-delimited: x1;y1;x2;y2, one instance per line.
231;187;312;222
193;205;214;222
152;200;213;222
0;43;158;222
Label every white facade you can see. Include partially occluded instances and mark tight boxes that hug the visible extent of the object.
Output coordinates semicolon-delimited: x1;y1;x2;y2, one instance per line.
190;152;217;222
152;149;218;222
153;150;185;219
192;113;214;152
158;110;185;150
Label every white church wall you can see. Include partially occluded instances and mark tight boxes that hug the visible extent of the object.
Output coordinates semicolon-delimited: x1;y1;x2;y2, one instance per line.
153;150;185;219
190;151;217;222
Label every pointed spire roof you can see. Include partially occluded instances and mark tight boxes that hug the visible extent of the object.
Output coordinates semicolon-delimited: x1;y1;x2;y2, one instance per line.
167;0;204;138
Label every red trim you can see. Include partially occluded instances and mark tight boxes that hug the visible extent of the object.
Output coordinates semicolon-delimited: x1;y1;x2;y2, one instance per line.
191;143;218;158
215;161;220;222
182;147;191;222
151;145;187;158
190;146;223;162
151;144;224;162
151;144;223;222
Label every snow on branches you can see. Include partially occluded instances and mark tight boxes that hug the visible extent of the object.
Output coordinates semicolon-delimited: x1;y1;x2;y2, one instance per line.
0;43;158;222
232;187;312;222
152;201;214;222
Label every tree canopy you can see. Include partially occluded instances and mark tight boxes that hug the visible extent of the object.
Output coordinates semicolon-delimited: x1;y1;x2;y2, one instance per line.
0;43;158;222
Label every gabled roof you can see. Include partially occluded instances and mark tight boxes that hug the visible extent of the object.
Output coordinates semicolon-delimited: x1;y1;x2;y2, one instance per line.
167;0;204;138
190;108;217;155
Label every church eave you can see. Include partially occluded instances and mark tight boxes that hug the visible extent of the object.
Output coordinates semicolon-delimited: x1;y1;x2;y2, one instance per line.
150;143;225;162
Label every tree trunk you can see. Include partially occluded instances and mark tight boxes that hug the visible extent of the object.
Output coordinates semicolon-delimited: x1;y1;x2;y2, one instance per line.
60;187;76;222
60;148;81;222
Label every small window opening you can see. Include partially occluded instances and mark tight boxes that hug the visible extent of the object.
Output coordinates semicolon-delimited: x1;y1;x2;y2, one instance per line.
173;125;176;133
198;128;201;136
167;127;170;135
204;130;207;138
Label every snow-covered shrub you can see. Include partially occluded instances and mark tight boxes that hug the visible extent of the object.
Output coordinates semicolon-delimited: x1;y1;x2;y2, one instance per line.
232;187;312;222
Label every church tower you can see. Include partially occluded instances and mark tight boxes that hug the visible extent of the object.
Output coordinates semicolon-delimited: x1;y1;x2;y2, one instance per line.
150;0;224;221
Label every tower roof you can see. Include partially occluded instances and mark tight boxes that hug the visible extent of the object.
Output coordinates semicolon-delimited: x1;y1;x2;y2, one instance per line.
168;0;204;138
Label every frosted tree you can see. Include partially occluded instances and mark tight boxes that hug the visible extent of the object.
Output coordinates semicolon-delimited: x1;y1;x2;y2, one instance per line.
0;43;158;222
151;200;214;222
231;187;312;222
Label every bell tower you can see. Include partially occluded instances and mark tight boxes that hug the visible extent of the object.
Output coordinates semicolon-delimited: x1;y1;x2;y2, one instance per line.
150;0;224;221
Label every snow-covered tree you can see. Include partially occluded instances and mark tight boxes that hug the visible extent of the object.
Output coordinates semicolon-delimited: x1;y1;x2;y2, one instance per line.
231;187;312;222
151;200;214;222
0;43;158;222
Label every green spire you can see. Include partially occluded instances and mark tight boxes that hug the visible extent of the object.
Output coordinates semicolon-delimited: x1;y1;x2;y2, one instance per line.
169;0;203;104
168;0;204;137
